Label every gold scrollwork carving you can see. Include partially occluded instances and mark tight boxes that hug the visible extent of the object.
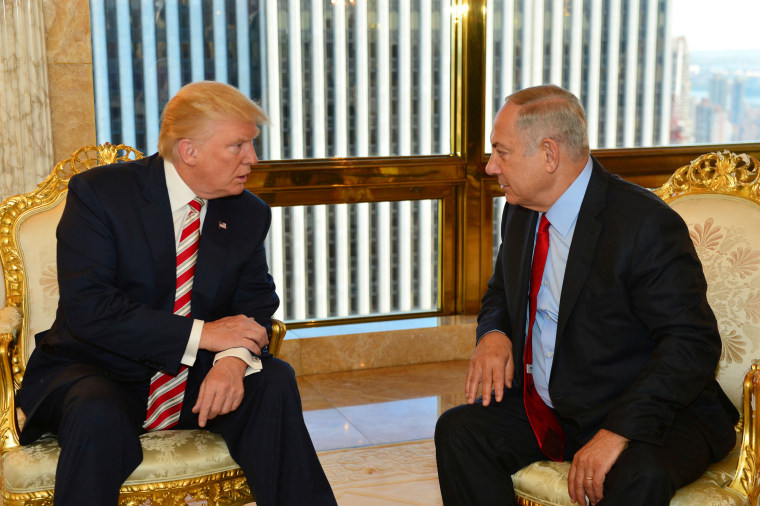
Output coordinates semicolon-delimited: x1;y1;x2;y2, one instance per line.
3;469;252;506
728;362;760;499
654;150;760;203
0;331;20;453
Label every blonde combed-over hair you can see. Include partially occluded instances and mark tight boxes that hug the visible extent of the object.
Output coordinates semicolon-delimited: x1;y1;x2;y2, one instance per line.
158;81;268;162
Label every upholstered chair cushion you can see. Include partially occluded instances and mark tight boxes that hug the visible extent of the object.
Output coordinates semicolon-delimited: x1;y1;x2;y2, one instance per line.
2;430;239;494
512;438;746;506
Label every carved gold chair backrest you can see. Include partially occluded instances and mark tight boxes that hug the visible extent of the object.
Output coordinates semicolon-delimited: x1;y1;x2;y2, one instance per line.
0;143;143;448
654;150;760;500
654;151;760;411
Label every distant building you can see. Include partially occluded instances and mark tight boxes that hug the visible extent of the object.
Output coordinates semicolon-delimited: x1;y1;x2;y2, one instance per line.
731;78;745;125
709;74;730;110
695;97;734;144
671;36;692;143
694;98;713;143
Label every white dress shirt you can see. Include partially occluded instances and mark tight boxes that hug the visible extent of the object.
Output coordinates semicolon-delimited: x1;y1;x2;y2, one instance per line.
164;160;261;375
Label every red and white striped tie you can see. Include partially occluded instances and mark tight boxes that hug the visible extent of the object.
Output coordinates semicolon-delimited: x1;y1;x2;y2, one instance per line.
143;197;203;431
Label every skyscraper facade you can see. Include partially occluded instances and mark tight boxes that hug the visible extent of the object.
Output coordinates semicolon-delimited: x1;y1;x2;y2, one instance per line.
486;0;672;150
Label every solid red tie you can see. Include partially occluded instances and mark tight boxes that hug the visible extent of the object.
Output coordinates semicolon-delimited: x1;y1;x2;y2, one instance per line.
143;197;203;431
523;215;566;461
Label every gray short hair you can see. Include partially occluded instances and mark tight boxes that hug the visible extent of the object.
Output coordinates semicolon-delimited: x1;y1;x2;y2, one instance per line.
506;85;589;161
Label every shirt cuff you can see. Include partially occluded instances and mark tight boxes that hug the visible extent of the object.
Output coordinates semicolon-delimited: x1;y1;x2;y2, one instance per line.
213;348;263;377
476;328;508;344
180;319;204;367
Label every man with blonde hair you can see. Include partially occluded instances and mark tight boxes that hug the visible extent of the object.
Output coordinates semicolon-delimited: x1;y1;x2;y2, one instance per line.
435;85;737;505
18;81;336;506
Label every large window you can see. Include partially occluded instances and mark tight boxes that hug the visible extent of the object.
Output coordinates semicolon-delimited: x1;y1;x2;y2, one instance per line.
669;0;760;145
267;200;439;321
90;0;455;325
90;0;452;159
90;0;760;325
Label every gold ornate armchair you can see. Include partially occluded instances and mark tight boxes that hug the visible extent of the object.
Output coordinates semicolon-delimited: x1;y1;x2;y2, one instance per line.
0;144;286;505
511;151;760;506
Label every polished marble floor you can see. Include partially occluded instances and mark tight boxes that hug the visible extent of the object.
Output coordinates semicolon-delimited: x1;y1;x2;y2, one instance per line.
299;359;469;505
299;359;469;452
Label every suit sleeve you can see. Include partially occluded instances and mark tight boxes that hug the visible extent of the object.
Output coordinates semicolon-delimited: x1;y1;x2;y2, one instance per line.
476;204;514;344
228;202;279;332
56;175;193;374
601;203;721;444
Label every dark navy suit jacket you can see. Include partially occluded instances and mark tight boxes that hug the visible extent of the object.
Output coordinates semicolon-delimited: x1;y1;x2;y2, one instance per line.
18;154;279;441
477;156;738;458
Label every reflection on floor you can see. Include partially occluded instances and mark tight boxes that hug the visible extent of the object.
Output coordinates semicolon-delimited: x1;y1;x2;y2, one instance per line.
300;359;469;505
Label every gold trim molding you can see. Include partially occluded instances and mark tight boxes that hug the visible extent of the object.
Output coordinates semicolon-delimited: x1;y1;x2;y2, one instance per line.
3;468;252;506
0;331;18;452
728;362;760;500
654;150;760;203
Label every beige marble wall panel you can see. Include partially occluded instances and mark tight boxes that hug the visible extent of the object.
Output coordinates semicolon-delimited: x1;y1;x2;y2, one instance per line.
296;319;476;376
43;0;92;64
42;0;95;163
0;0;54;201
47;62;96;163
277;337;302;376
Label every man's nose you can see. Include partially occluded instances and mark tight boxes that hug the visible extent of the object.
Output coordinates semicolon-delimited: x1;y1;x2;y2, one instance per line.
485;155;499;176
243;142;258;165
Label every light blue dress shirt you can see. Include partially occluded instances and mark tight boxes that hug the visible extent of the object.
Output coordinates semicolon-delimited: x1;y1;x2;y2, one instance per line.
531;157;593;407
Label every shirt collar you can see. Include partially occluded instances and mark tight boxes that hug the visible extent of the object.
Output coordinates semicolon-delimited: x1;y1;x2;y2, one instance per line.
545;156;593;237
163;159;205;212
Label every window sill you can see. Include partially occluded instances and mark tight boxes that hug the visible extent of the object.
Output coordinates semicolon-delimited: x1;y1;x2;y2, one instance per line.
280;315;477;376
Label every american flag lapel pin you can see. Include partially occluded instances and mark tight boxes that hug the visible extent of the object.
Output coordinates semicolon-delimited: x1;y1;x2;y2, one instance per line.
218;220;227;230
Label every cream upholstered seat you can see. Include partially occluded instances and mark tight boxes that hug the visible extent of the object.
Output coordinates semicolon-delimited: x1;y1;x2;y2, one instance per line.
511;151;760;506
0;144;286;505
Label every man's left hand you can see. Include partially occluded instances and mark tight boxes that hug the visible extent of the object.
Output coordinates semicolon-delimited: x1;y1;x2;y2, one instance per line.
192;356;247;427
567;429;629;505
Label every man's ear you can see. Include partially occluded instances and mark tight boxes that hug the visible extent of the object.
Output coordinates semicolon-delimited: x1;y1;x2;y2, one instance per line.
542;138;560;174
176;139;197;166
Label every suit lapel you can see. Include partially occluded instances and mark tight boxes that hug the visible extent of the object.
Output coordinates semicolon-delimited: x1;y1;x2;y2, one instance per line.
192;200;230;318
502;205;538;359
556;158;607;342
138;158;177;310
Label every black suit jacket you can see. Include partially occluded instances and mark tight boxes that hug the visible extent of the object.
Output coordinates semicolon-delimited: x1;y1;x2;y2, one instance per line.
477;157;738;457
18;154;279;438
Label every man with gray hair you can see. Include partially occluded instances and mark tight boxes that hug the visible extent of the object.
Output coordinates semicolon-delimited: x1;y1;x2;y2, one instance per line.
435;84;737;505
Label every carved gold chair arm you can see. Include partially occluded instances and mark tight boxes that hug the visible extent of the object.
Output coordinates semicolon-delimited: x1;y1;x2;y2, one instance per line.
268;318;286;358
0;306;22;454
0;307;21;336
728;361;760;502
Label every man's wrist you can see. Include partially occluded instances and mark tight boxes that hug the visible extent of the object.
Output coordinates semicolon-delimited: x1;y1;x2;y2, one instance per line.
215;355;248;373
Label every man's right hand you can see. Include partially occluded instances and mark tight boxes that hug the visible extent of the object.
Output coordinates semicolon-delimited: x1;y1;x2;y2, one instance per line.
465;331;514;406
200;315;268;355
